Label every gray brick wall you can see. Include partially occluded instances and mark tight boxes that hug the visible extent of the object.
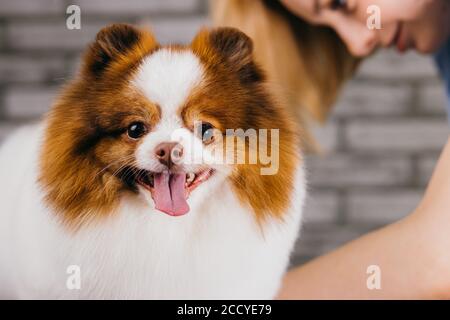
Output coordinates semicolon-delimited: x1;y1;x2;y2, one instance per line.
293;50;449;265
0;0;448;268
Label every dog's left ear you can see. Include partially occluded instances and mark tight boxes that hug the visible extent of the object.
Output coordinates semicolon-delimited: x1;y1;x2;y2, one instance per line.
192;27;263;83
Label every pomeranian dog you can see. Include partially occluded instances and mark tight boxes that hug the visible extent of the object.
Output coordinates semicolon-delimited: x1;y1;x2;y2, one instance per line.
0;24;305;299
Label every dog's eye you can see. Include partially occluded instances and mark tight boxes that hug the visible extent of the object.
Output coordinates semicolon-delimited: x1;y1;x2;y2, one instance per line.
127;122;147;139
199;122;215;144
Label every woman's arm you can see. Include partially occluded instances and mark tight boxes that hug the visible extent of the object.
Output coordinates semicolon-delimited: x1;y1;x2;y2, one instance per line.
277;137;450;299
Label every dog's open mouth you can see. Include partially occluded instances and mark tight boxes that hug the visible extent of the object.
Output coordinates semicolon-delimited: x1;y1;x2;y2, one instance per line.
136;168;215;216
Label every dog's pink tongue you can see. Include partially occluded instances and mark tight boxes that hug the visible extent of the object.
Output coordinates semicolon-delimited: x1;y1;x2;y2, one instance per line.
153;172;189;216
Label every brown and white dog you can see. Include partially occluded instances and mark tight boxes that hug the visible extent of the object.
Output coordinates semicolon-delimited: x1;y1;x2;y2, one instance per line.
0;24;305;299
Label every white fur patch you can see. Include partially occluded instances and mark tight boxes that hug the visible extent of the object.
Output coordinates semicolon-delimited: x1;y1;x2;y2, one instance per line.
132;48;204;114
132;48;205;173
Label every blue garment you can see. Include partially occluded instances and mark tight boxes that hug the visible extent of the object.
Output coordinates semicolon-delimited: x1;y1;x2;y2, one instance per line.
435;37;450;116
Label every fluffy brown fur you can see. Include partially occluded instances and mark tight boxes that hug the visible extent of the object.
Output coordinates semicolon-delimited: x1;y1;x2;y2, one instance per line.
190;28;299;220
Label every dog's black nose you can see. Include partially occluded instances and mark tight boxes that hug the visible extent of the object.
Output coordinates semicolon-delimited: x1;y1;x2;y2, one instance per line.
154;142;183;168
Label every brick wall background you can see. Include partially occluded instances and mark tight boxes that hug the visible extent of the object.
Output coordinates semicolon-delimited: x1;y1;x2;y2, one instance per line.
0;0;448;267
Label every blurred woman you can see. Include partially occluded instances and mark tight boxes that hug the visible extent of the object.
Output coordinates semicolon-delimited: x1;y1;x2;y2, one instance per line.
212;0;360;150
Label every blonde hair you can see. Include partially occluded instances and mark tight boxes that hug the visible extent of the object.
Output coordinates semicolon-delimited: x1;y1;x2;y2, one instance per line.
211;0;359;149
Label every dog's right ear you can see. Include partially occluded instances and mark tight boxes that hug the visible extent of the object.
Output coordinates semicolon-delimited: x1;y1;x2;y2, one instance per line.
191;27;264;84
192;27;254;66
82;23;158;78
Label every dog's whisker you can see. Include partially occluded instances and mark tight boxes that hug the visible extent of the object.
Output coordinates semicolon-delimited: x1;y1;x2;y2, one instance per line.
94;154;136;179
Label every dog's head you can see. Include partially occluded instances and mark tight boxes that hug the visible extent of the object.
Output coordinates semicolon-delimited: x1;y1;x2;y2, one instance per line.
40;24;299;227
